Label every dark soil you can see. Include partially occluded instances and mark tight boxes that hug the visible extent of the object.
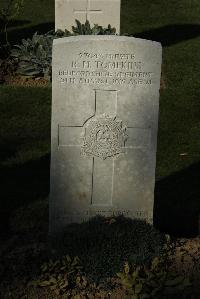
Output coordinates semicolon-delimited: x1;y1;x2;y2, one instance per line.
3;75;49;87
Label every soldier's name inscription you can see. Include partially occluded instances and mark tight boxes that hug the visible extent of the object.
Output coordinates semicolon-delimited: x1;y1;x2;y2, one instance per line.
58;51;154;86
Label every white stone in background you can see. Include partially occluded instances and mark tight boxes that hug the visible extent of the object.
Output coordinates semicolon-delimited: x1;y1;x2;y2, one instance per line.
55;0;121;33
50;35;162;234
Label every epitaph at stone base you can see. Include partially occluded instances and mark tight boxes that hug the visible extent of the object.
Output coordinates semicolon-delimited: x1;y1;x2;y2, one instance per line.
50;36;162;234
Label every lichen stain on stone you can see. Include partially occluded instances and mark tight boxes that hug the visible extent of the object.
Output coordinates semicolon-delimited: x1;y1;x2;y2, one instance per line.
78;192;87;201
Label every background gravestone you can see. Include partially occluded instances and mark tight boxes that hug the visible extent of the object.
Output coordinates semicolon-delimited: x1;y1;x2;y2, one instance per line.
55;0;121;33
50;35;162;234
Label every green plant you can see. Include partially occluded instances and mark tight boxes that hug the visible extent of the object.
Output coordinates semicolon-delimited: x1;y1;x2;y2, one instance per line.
62;217;165;283
71;19;116;35
48;19;116;37
10;20;116;78
117;236;191;299
0;0;25;45
32;255;109;298
47;19;116;36
11;32;53;78
33;255;82;295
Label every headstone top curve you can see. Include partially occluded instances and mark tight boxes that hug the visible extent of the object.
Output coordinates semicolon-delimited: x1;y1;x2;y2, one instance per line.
53;35;162;48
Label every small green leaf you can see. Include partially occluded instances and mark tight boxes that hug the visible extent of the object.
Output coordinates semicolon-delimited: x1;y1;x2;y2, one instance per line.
41;263;47;272
124;262;130;274
121;278;133;289
49;277;57;284
116;272;126;280
60;281;68;289
165;234;171;243
39;280;51;287
165;276;184;287
151;257;160;270
131;271;138;281
50;285;58;290
135;283;143;294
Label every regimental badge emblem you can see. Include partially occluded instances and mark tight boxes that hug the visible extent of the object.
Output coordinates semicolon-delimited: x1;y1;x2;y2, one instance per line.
81;114;127;160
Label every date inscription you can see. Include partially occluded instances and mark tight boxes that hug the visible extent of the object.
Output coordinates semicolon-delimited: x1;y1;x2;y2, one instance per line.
58;52;154;86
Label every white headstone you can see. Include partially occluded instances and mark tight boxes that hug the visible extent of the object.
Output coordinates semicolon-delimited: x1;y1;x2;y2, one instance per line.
55;0;121;33
50;35;162;234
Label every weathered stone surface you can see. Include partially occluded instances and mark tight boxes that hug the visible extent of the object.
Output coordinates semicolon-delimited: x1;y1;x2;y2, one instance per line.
55;0;121;33
50;36;162;234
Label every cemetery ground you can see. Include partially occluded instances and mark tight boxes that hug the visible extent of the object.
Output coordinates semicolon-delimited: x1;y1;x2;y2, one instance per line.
0;0;200;298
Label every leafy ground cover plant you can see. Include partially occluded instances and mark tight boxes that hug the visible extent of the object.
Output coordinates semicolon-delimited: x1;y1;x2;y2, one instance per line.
26;236;191;299
33;255;82;295
117;236;191;299
31;255;112;298
61;216;165;283
10;20;116;79
11;32;53;78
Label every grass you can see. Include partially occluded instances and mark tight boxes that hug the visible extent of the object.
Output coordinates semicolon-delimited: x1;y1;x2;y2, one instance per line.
0;0;55;45
0;0;200;297
0;86;51;241
0;86;51;166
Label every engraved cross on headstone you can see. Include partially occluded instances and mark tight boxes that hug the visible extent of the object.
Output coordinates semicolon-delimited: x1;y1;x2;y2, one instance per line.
59;90;151;206
74;0;103;22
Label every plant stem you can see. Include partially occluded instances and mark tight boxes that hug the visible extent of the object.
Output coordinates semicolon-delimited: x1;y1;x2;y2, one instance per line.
4;21;10;46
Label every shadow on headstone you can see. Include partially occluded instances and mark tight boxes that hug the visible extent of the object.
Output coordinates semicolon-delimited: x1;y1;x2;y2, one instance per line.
50;216;165;283
133;24;200;47
154;161;200;237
